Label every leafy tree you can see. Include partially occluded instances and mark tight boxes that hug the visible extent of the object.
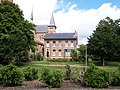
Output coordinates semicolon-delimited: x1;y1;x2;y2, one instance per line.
87;17;120;65
0;2;35;64
77;44;86;61
70;49;80;62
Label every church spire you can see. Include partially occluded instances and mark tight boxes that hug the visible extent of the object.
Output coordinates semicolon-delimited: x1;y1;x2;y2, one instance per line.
48;14;56;33
30;7;33;23
49;14;55;26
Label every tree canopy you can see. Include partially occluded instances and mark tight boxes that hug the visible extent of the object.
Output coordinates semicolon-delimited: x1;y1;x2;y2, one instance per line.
87;17;120;62
77;44;86;61
0;2;35;64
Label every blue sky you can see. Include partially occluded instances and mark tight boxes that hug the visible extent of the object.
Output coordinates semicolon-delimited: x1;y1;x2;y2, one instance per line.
63;0;120;10
14;0;120;44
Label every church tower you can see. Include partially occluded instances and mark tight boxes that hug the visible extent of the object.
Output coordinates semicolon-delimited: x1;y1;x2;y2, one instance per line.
47;14;57;33
0;0;13;3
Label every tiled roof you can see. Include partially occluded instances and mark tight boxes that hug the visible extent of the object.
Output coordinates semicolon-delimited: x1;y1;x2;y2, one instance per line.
35;25;48;33
43;33;77;40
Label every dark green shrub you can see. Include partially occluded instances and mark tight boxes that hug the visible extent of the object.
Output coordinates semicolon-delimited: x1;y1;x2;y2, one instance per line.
110;71;120;86
41;69;64;88
41;69;51;85
83;64;110;88
1;64;24;86
30;53;43;61
50;70;64;87
118;64;120;70
65;64;71;80
0;64;4;84
23;67;39;81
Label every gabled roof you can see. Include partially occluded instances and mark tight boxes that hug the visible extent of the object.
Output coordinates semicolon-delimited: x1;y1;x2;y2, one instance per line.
43;33;77;40
49;14;55;26
35;25;48;33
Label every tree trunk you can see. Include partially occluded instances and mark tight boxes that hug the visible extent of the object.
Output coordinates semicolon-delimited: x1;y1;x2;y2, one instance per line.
101;57;105;66
103;58;105;66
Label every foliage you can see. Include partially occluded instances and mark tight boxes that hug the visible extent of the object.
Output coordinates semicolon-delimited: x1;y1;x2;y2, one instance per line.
65;64;71;80
30;53;44;61
0;1;35;64
83;64;110;88
110;71;120;86
70;49;80;62
87;17;120;64
23;66;39;81
118;64;120;70
77;44;86;61
0;64;4;84
0;64;24;86
41;69;64;88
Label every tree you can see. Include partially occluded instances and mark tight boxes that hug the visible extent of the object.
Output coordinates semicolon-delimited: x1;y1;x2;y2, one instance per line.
0;2;35;64
87;17;120;66
77;44;86;61
70;49;80;62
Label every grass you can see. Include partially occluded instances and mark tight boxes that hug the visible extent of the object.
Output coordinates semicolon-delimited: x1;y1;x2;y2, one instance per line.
30;60;85;66
17;60;120;81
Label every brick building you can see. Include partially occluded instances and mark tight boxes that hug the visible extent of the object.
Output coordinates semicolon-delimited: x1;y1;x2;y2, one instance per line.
34;14;78;59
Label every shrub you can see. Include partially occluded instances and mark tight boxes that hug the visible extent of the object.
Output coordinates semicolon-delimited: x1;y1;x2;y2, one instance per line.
110;71;120;86
30;53;44;61
41;68;51;85
65;64;71;80
50;70;64;87
83;64;110;88
23;66;39;81
0;64;4;84
1;64;24;86
41;69;64;88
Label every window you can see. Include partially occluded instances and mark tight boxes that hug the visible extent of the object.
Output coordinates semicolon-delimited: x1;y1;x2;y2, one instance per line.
65;41;68;47
65;49;71;56
59;41;62;47
71;41;74;47
53;41;56;47
58;50;62;56
53;50;56;56
50;27;53;29
46;41;49;47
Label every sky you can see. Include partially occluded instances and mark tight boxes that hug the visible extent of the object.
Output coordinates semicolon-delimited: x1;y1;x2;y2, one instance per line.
13;0;120;45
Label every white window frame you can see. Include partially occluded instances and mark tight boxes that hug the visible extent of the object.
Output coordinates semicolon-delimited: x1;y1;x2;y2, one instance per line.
59;41;62;47
65;49;71;56
52;50;56;56
53;41;56;47
58;50;62;56
46;41;49;47
65;41;68;47
71;41;74;47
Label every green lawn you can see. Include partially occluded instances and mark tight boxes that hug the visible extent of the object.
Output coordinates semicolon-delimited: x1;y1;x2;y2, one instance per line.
17;60;120;82
18;60;120;73
30;60;84;65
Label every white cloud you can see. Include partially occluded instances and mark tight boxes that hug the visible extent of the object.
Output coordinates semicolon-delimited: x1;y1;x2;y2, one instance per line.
13;0;120;45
